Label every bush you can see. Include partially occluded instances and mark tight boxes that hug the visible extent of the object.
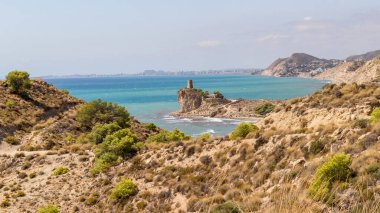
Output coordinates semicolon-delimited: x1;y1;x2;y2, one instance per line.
90;153;119;175
109;178;138;201
370;107;380;123
146;129;189;143
353;119;369;129
145;122;157;131
5;100;15;108
254;103;275;115
53;166;69;176
5;71;31;94
309;139;326;155
230;122;258;140
76;99;130;128
95;129;138;158
37;204;59;213
4;136;20;145
213;91;224;99
91;129;138;175
60;89;69;95
86;122;121;144
308;153;353;203
210;201;241;213
196;133;211;142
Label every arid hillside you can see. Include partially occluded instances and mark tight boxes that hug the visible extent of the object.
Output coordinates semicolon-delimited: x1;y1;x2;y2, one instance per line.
315;56;380;83
1;76;380;212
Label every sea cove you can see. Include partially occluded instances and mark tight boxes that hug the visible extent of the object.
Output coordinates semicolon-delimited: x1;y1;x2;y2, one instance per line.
46;75;326;136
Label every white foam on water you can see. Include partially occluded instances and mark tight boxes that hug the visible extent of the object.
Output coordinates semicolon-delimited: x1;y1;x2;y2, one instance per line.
192;129;217;137
181;118;193;122
203;117;223;122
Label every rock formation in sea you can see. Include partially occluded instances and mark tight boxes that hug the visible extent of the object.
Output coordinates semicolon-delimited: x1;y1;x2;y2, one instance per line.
174;80;278;118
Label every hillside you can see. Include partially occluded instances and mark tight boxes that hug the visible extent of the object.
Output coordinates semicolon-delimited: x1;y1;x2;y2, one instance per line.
0;80;83;149
1;76;380;212
315;56;380;83
346;49;380;61
261;53;342;77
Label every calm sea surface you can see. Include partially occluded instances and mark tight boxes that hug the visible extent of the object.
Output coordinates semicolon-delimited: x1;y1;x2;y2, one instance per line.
46;75;327;136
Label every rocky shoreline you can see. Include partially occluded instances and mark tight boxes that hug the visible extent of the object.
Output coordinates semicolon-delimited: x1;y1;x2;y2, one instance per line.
171;81;280;119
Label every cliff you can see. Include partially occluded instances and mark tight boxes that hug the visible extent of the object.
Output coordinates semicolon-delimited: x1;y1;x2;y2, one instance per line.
261;53;342;77
177;88;204;113
314;56;380;83
346;49;380;61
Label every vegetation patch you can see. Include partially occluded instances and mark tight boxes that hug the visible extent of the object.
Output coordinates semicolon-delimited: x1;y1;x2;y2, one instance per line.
109;178;138;201
76;99;130;128
308;153;353;203
4;136;20;145
5;70;31;94
53;166;69;176
254;103;275;115
146;129;189;143
230;122;258;140
370;107;380;123
37;204;59;213
210;201;241;213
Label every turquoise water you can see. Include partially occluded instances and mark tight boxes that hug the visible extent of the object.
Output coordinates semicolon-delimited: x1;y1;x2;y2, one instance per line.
46;75;326;136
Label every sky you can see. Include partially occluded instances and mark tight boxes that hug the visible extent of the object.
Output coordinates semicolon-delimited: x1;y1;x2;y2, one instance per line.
1;0;380;77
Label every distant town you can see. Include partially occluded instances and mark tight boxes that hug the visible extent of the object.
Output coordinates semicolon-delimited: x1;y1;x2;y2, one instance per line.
39;68;262;79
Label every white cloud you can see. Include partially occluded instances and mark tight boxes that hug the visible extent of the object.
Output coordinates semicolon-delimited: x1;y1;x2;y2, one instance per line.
257;34;289;43
294;20;332;32
303;16;312;21
196;40;222;48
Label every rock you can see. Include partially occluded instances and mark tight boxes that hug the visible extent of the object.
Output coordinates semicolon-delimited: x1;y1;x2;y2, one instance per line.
177;88;203;113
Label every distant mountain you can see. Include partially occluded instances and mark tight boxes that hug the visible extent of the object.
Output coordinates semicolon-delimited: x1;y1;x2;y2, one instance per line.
346;49;380;61
261;53;342;77
139;69;261;76
314;55;380;83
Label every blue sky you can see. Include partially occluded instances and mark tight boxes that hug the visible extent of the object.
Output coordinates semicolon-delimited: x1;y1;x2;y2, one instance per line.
1;0;380;77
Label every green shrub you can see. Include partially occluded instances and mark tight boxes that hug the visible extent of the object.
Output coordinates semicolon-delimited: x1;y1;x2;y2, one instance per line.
37;204;59;213
230;122;258;140
53;166;69;176
146;129;189;143
308;153;353;203
90;152;119;175
96;129;138;157
4;136;20;145
309;139;326;155
0;198;10;207
213;91;224;99
90;129;138;175
254;103;275;115
196;133;211;142
76;99;130;128
86;122;121;144
5;71;31;94
145;122;157;131
210;201;241;213
353;119;369;129
370;107;380;123
60;89;69;95
5;100;15;108
109;178;138;201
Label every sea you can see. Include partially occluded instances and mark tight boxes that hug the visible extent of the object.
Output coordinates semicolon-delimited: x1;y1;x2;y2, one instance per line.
46;75;327;137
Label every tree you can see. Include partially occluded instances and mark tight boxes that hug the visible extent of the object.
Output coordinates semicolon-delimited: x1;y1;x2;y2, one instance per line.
76;99;130;128
5;71;31;94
